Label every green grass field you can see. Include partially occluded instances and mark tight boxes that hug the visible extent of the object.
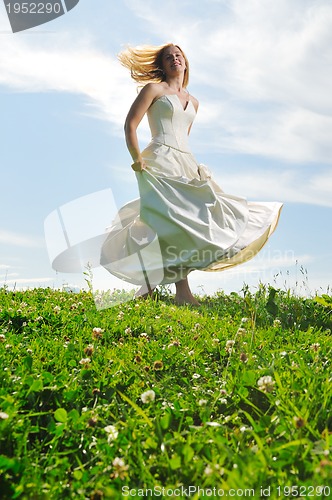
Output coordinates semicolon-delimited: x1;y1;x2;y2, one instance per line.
0;284;331;499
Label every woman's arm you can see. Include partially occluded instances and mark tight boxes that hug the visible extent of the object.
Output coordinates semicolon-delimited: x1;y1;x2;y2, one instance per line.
124;83;160;172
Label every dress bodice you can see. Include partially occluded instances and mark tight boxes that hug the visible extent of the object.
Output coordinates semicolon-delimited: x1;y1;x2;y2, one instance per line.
147;94;196;153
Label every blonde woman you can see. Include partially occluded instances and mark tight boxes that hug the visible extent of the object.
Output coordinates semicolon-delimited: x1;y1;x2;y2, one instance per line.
101;43;282;304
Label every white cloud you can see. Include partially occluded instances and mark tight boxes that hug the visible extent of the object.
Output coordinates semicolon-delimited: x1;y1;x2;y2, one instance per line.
4;277;54;286
228;252;313;274
0;32;135;132
212;167;332;207
107;164;139;185
1;0;332;164
0;1;330;297
189;251;315;295
126;0;332;164
0;5;331;213
0;272;19;278
0;229;43;247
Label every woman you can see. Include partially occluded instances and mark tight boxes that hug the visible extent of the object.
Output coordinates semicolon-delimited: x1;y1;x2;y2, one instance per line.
101;43;282;305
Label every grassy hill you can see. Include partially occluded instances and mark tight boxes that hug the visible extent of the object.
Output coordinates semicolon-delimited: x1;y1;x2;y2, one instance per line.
0;285;331;499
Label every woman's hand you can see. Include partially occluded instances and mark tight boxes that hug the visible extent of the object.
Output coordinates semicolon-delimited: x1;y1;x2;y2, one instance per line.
131;159;147;172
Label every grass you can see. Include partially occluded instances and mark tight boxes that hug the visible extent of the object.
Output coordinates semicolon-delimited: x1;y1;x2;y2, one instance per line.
0;283;331;499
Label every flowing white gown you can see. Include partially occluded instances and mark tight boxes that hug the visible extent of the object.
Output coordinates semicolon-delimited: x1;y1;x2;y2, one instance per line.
101;94;282;288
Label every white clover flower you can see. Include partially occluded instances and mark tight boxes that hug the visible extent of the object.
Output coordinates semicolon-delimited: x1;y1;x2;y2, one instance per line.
93;327;103;333
161;401;174;409
273;319;282;327
140;390;156;404
204;465;213;476
204;463;224;476
104;425;119;442
112;457;129;479
240;425;252;433
124;327;132;334
168;340;181;348
198;399;208;406
236;327;247;335
113;457;126;468
0;334;6;342
79;357;91;365
53;306;61;312
225;339;235;354
0;412;9;420
257;375;275;393
89;436;98;449
192;373;201;379
92;327;103;339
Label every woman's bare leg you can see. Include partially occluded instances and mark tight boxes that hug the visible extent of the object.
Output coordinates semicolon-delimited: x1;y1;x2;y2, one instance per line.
175;277;200;305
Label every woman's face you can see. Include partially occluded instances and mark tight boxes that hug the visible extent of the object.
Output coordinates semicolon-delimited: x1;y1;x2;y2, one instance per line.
161;45;186;76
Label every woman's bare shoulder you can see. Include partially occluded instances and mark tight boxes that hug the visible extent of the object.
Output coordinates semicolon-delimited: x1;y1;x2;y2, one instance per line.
140;82;165;99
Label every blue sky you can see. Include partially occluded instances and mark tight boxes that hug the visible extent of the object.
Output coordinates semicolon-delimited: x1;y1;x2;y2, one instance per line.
0;0;331;297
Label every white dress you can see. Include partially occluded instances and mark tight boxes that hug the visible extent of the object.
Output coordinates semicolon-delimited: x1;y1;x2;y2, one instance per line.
101;94;282;288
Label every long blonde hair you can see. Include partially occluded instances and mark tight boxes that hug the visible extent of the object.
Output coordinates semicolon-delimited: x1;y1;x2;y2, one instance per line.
118;43;190;88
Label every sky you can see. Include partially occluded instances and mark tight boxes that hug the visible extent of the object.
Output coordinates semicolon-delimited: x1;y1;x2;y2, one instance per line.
0;0;331;299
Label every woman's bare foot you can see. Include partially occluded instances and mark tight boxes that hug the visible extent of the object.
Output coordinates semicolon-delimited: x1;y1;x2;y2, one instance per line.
174;278;200;306
175;293;201;306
